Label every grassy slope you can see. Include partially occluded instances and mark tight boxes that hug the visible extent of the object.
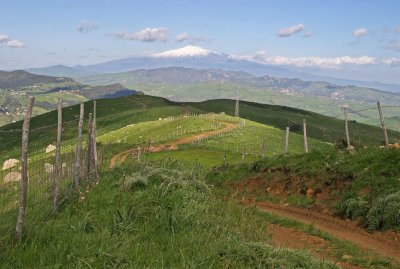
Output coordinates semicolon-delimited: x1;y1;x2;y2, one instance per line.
0;162;336;268
188;99;400;146
208;148;400;231
76;71;400;130
1;95;398;161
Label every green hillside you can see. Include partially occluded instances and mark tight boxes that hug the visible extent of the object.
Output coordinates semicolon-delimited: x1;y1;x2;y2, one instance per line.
75;67;400;130
1;94;400;268
1;95;398;163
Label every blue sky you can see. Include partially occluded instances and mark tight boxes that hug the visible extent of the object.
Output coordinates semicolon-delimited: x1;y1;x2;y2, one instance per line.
1;0;400;83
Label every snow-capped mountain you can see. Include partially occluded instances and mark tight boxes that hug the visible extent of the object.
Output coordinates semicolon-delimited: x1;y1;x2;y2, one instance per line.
27;45;290;77
24;46;400;92
152;46;223;58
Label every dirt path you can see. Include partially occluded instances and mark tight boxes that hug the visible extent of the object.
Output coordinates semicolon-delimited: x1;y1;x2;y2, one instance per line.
246;200;400;262
268;224;363;269
109;118;236;168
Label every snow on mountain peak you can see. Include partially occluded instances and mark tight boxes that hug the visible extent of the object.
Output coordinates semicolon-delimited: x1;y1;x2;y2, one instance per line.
152;46;221;58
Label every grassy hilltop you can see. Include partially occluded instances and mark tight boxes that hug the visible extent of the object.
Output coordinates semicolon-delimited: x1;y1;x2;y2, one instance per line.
1;94;400;268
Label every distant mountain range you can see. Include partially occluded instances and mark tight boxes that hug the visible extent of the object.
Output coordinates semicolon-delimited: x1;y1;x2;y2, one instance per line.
0;70;136;126
0;70;75;89
26;46;400;93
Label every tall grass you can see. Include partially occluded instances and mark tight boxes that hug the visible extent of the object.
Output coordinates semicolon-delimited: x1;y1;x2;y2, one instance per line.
0;160;336;268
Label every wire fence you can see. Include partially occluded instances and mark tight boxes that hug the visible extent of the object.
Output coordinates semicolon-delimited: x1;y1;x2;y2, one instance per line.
1;98;399;237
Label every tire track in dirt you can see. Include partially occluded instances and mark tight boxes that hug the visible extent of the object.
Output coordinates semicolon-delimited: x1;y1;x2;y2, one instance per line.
109;118;237;168
244;200;400;262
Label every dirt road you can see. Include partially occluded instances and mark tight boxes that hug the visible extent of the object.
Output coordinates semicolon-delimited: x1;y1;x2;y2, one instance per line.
109;118;236;168
247;200;400;262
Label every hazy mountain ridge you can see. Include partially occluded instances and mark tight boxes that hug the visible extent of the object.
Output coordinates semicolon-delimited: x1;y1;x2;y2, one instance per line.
25;46;400;93
0;71;136;126
0;70;75;89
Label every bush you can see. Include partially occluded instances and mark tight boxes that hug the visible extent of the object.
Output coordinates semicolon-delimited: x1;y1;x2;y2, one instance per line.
340;197;369;220
366;191;400;232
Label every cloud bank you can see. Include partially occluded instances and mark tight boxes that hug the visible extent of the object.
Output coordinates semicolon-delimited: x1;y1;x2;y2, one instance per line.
235;51;375;69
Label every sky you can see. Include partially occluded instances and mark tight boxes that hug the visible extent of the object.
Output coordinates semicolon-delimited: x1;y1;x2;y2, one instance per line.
1;0;400;84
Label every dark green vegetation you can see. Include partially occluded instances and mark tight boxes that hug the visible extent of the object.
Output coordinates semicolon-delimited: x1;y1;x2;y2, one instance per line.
209;148;400;232
2;95;399;163
0;161;336;268
0;70;135;126
75;67;400;129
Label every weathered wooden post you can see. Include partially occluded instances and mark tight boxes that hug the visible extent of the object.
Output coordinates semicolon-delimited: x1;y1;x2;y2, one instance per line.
15;96;35;239
261;141;265;158
303;119;309;153
343;107;351;149
377;101;389;148
284;127;290;154
92;101;98;179
137;146;141;163
241;146;245;162
53;99;62;212
73;103;84;189
84;113;93;178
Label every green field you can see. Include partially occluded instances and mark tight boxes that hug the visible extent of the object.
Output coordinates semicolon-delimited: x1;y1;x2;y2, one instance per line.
1;94;400;268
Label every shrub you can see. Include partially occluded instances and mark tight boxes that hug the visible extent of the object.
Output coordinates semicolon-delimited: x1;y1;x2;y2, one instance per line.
340;197;369;220
366;191;400;232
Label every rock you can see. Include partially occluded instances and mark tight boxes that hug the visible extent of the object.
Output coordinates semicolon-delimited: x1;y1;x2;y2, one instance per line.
45;144;56;153
347;145;356;155
44;163;54;173
306;188;314;198
2;159;19;170
4;171;21;183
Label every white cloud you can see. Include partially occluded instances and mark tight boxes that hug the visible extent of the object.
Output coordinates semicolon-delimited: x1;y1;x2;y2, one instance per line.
352;28;368;37
382;58;400;67
77;21;101;33
0;34;25;48
112;27;168;42
278;24;305;37
303;31;313;38
234;51;376;69
176;32;209;43
386;40;400;51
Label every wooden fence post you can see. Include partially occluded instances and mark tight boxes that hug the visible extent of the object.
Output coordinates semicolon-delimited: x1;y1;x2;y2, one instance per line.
73;103;84;189
137;146;141;163
92;101;98;179
84;113;93;178
284;127;289;154
303;119;309;153
377;101;389;148
15;96;35;239
53;99;62;212
261;141;265;158
343;107;351;149
241;146;245;162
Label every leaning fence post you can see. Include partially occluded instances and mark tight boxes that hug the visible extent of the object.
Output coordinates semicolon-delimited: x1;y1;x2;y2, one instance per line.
53;99;62;212
343;107;351;149
73;103;84;189
303;119;309;153
15;96;35;239
92;101;98;179
84;113;93;179
284;127;290;154
377;101;389;148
